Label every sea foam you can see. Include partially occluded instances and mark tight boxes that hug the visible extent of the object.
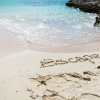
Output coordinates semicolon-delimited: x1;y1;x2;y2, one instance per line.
0;0;100;50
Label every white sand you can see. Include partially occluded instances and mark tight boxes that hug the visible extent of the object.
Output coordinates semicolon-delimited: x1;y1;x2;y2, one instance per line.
0;27;25;58
0;26;100;100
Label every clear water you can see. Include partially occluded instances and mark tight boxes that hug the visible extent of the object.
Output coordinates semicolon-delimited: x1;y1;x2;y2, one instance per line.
0;0;100;50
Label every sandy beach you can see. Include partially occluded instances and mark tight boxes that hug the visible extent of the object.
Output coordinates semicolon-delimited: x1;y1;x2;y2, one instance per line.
0;26;100;100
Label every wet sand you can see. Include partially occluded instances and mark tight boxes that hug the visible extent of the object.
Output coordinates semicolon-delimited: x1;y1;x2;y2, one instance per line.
0;27;26;58
0;26;100;100
27;39;100;53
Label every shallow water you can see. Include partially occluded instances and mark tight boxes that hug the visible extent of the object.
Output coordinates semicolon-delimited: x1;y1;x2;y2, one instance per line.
0;0;100;52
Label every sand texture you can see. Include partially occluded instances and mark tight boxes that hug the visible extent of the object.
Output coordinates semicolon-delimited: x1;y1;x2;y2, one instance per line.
0;50;100;100
0;27;100;100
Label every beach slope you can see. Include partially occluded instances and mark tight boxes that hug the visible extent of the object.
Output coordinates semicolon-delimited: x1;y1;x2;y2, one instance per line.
0;27;100;100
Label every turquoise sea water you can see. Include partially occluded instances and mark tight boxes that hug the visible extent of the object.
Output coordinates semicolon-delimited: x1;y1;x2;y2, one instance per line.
0;0;100;50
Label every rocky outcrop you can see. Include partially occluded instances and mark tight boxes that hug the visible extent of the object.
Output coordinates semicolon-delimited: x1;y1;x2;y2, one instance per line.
94;17;100;26
66;0;100;26
98;4;100;15
66;1;100;14
80;2;99;13
65;1;82;8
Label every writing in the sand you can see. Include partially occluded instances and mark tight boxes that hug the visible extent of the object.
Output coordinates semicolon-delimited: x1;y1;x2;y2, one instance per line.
40;54;100;68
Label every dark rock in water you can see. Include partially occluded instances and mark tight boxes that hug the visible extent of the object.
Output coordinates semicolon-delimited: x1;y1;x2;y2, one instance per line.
66;1;100;14
79;2;100;14
66;0;100;27
65;1;74;7
94;17;100;26
65;1;82;8
98;4;100;15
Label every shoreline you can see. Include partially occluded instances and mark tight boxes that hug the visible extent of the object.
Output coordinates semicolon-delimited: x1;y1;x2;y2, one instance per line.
26;37;100;53
1;26;100;54
0;27;100;100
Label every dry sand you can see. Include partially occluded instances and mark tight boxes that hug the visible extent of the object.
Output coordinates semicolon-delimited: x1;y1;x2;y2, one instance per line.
0;26;100;100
